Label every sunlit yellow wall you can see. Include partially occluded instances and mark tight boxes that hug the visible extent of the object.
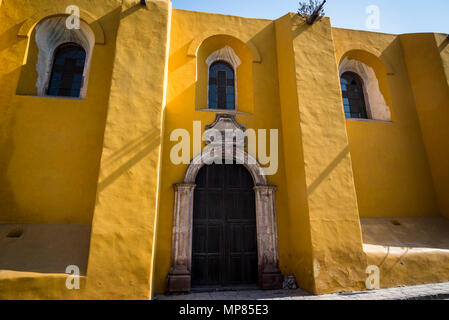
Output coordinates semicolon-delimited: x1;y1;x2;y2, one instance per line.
0;0;121;299
0;0;120;225
400;34;449;219
277;15;367;294
153;9;294;294
0;0;171;300
333;28;439;218
85;0;172;299
1;0;448;300
274;14;314;293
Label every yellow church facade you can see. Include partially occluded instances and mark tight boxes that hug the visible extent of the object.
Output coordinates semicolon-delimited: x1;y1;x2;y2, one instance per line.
1;0;449;299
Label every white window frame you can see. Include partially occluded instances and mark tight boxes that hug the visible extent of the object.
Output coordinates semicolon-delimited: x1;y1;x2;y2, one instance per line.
206;46;241;111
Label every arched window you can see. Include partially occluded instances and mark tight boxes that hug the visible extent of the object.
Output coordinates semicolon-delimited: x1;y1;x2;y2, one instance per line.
208;61;235;110
340;71;369;119
47;44;86;97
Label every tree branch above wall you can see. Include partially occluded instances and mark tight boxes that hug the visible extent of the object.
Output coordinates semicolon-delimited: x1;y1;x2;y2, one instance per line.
298;0;327;25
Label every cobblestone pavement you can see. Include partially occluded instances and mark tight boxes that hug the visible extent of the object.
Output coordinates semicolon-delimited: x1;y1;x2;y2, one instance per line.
155;282;449;300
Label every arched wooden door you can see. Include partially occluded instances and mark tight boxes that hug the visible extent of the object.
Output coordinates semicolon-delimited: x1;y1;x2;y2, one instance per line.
191;163;258;289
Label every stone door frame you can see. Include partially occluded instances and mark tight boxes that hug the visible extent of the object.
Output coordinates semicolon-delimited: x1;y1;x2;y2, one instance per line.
167;114;283;292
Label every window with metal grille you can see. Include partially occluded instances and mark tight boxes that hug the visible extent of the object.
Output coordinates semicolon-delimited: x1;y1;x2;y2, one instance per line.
208;61;235;110
47;43;86;98
340;71;369;119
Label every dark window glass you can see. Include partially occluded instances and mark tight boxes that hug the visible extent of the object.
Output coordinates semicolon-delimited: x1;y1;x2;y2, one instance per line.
47;44;86;98
340;71;368;119
208;61;235;110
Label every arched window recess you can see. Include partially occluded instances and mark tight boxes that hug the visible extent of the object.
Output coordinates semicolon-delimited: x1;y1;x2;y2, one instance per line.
206;46;241;111
35;16;95;99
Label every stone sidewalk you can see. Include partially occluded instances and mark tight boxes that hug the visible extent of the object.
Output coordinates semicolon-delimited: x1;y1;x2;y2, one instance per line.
155;282;449;300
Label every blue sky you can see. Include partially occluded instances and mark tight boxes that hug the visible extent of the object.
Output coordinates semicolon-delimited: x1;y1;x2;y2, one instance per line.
172;0;449;35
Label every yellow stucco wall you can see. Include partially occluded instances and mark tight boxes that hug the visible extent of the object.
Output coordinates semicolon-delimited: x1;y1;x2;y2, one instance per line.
0;0;171;299
1;0;449;300
333;28;439;219
0;0;121;225
362;217;449;288
85;0;172;299
277;15;367;294
274;14;314;293
400;33;449;219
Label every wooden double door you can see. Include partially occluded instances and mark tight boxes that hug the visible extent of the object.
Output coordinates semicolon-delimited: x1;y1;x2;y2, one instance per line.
191;163;258;289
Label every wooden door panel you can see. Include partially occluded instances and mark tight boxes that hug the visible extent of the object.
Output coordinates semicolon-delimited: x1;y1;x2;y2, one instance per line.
244;225;257;252
207;164;224;188
244;254;259;284
207;224;222;253
192;164;258;288
193;191;208;220
192;224;207;253
229;255;243;283
191;255;207;286
207;191;224;220
207;255;221;285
